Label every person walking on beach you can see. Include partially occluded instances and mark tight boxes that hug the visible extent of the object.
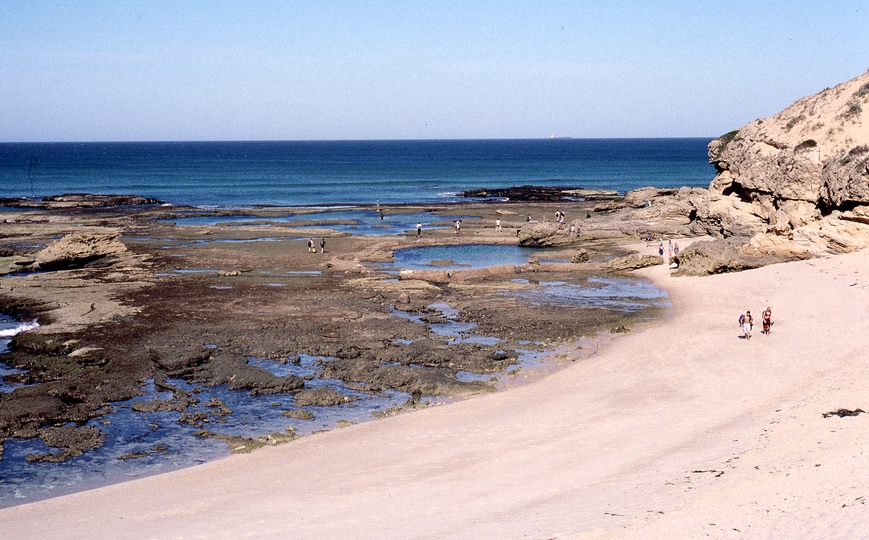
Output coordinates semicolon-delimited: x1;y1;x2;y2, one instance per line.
495;218;501;233
307;238;314;253
668;240;674;258
762;306;772;335
674;243;680;255
645;232;653;247
319;238;326;254
739;310;753;340
416;222;422;240
658;239;664;257
455;220;461;234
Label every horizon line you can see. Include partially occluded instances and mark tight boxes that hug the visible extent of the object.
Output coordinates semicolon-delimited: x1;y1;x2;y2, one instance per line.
2;136;717;145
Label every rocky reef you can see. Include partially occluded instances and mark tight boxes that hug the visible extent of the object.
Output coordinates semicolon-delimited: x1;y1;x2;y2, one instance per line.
459;185;619;202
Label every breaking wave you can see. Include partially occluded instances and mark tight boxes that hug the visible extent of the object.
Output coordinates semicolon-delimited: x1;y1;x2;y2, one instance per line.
0;321;39;338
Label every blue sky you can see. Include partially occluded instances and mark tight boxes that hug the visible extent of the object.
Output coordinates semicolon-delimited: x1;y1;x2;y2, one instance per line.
1;1;868;141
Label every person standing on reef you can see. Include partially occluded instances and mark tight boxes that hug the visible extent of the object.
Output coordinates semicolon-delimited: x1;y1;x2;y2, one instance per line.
320;238;326;254
674;242;680;255
762;307;772;335
307;238;314;253
495;218;501;233
455;220;461;234
416;222;422;240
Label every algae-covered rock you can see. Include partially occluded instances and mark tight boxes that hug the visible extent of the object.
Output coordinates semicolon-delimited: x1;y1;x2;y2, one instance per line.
295;387;356;407
25;425;105;463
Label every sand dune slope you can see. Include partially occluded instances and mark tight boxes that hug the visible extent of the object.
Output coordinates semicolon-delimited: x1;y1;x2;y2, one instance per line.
3;249;869;539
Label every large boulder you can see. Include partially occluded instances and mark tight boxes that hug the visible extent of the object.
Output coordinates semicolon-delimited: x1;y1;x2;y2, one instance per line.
570;249;590;263
517;221;576;247
673;237;809;276
36;233;128;270
622;187;679;208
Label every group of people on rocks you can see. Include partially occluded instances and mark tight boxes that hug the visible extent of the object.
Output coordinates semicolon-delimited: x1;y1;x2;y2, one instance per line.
739;307;773;340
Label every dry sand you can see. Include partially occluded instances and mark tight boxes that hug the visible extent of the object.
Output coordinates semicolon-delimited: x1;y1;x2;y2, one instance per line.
3;245;869;539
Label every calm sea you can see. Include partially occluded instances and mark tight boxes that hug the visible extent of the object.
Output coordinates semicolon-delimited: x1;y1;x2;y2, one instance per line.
0;139;714;207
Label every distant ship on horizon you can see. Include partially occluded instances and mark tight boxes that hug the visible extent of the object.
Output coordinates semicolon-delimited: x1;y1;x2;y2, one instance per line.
549;135;572;139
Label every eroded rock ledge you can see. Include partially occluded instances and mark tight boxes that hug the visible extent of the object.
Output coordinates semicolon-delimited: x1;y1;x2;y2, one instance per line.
0;194;163;209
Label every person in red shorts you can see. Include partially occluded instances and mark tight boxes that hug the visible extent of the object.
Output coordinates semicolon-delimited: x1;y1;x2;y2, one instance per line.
762;307;772;335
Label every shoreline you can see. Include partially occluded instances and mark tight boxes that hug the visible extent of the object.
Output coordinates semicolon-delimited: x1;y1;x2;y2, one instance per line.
0;197;671;508
7;241;869;538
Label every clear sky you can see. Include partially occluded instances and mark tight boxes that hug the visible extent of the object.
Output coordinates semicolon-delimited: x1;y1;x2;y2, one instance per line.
2;1;868;142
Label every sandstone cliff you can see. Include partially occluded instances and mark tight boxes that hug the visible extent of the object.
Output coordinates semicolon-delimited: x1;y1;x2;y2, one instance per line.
705;69;869;252
666;70;869;274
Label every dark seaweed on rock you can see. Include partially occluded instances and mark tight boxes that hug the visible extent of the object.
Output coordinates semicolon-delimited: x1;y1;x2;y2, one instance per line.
459;185;619;202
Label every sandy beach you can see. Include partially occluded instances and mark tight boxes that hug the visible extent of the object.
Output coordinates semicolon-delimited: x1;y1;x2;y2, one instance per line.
2;243;868;539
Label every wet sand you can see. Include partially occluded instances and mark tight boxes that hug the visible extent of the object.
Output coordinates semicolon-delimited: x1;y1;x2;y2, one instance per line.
4;242;869;538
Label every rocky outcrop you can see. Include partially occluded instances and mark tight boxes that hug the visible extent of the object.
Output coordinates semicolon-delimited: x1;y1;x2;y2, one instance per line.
582;186;703;241
703;69;869;253
673;237;809;276
517;221;576;247
294;387;356;407
601;253;663;272
570;249;590;263
35;232;128;270
0;194;163;209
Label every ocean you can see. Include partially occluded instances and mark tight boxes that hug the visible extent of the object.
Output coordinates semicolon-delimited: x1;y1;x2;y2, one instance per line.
0;139;714;206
